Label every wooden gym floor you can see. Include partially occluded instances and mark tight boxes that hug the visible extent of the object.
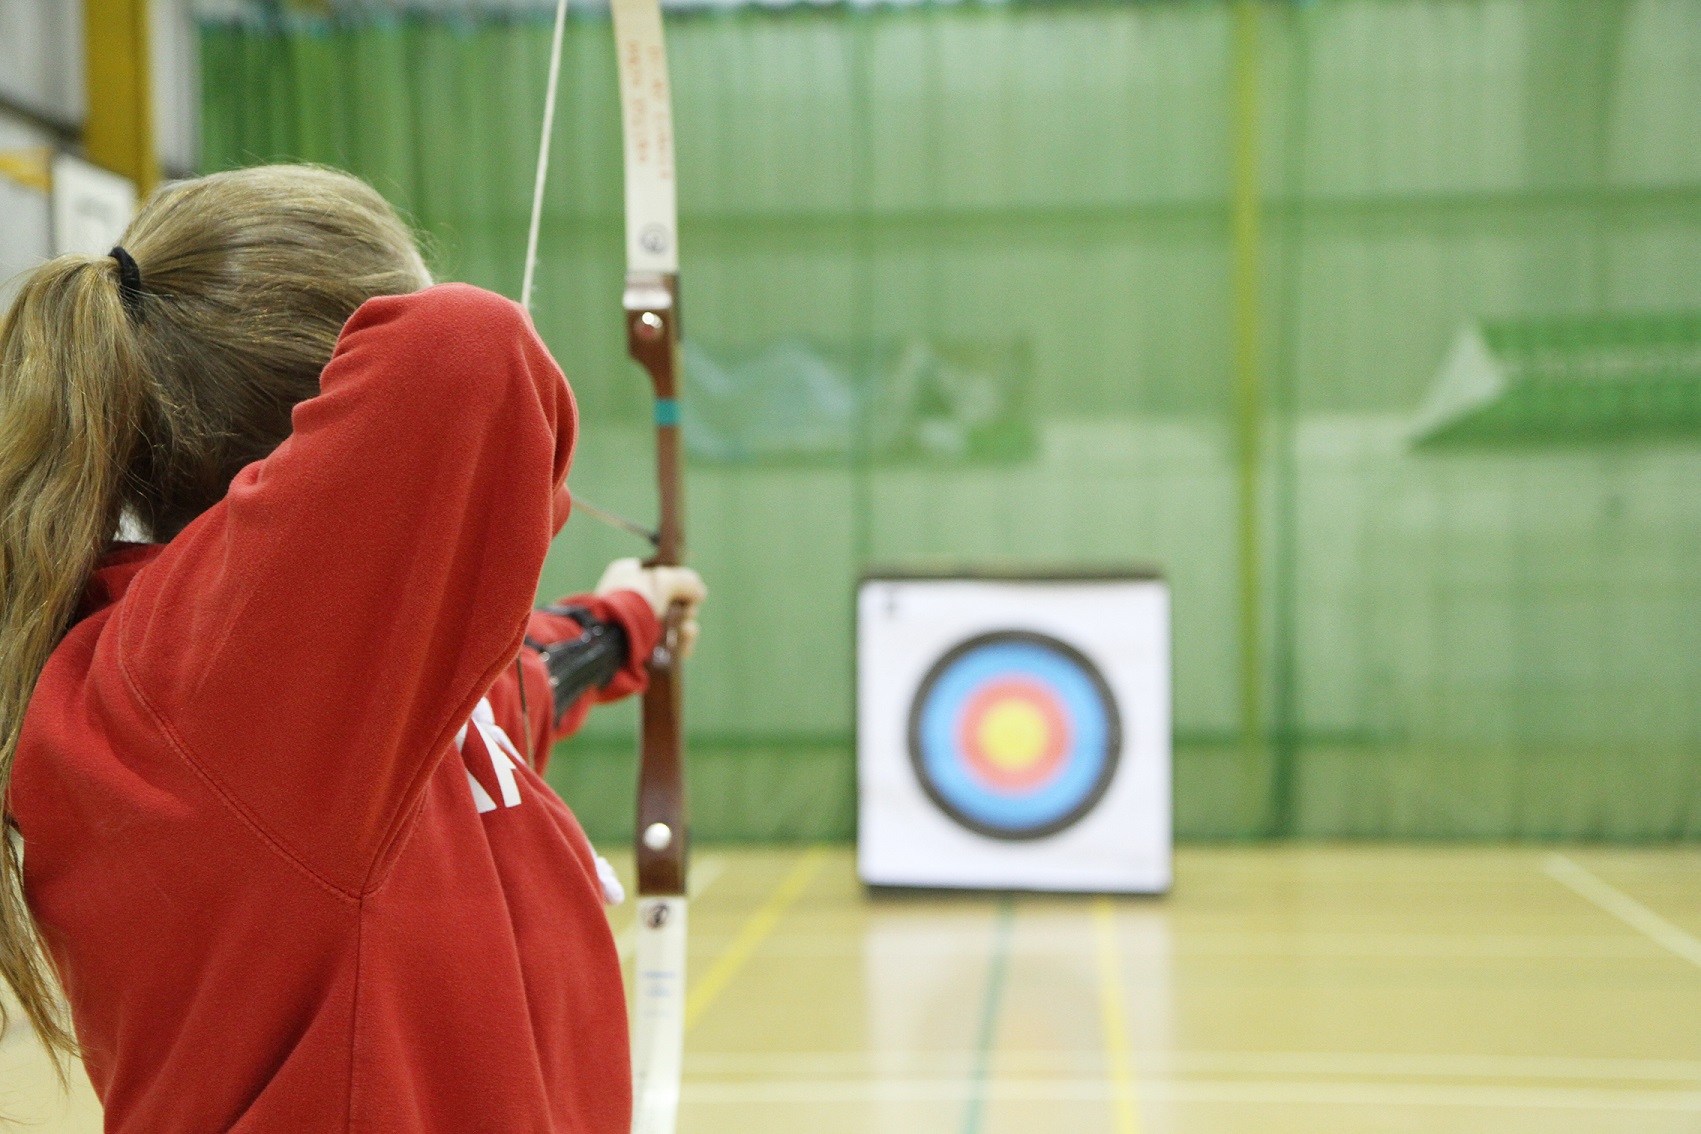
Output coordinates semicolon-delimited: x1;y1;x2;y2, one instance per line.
4;845;1699;1132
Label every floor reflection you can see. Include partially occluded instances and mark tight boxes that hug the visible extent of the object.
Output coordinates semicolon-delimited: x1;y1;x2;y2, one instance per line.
7;846;1701;1133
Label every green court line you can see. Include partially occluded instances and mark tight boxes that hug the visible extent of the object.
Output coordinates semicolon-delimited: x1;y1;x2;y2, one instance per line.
962;899;1016;1134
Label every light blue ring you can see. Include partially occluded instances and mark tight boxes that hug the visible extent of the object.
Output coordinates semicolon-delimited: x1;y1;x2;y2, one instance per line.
915;640;1111;834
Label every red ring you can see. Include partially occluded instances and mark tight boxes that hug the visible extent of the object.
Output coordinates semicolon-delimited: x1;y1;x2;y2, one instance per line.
956;678;1070;793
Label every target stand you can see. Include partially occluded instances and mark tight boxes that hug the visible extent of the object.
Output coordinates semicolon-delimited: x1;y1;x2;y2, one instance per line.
857;572;1171;893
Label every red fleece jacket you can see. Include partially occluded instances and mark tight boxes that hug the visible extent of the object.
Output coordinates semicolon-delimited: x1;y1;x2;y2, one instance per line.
11;284;657;1133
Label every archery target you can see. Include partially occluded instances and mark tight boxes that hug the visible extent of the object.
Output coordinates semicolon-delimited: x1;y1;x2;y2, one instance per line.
858;575;1170;893
909;631;1120;840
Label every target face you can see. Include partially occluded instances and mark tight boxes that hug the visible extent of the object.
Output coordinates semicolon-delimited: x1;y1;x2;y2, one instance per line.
907;631;1121;840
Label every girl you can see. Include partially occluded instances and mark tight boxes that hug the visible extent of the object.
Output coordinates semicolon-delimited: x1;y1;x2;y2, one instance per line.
0;164;703;1132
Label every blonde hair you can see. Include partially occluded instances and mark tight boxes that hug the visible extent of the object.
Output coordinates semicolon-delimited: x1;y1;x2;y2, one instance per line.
0;164;430;1064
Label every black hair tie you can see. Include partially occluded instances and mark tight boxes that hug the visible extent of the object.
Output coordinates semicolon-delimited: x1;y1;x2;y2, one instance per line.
109;246;146;323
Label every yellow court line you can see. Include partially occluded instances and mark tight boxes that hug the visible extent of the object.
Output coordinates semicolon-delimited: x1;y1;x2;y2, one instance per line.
684;846;828;1031
1092;897;1143;1134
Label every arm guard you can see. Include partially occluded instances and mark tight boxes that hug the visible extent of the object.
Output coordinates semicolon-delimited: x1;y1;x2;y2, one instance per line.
527;605;631;726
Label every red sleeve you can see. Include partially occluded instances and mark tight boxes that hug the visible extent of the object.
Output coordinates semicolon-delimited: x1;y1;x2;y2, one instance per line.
114;284;576;894
487;590;659;775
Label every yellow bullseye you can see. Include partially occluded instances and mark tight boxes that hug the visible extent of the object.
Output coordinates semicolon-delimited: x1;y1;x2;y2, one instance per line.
975;699;1052;772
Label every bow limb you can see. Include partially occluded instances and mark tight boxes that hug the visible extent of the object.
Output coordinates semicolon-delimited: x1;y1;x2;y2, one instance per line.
610;0;690;1130
610;0;686;899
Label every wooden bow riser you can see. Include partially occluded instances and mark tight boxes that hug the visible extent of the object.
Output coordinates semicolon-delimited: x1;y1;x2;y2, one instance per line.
627;275;687;898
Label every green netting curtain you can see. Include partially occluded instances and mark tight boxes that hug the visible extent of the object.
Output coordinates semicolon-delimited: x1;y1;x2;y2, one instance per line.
199;0;1701;842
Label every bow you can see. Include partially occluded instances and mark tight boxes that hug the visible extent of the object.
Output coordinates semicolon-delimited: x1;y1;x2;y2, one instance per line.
522;2;690;1131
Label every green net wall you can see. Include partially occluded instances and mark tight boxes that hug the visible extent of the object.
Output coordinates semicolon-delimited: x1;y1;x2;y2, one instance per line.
200;0;1701;842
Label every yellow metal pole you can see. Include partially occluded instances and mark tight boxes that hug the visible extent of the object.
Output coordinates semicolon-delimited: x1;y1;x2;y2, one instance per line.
83;0;157;193
1230;0;1265;834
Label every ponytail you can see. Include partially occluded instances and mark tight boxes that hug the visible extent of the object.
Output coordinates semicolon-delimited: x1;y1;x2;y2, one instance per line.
0;163;430;1068
0;253;149;1064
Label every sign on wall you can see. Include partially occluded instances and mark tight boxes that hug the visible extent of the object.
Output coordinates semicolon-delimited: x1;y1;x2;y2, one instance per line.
857;573;1172;893
51;153;137;257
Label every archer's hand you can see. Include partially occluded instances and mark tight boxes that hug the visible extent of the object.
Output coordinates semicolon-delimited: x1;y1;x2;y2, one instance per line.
595;558;707;659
